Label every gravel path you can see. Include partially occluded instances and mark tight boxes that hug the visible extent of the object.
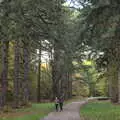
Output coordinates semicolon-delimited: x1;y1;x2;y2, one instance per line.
41;100;88;120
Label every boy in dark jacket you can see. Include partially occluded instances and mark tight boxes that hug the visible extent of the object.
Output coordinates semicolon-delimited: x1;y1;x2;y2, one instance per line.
59;95;64;111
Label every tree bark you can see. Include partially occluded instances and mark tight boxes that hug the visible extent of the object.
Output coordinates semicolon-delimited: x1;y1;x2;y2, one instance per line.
37;47;41;102
108;63;118;103
14;40;20;108
52;44;61;99
118;68;120;103
0;41;9;109
22;41;30;105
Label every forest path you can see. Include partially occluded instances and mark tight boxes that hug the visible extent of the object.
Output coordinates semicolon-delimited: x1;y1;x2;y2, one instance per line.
41;100;88;120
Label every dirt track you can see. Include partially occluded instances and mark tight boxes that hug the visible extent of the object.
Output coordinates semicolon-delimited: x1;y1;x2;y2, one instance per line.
41;100;87;120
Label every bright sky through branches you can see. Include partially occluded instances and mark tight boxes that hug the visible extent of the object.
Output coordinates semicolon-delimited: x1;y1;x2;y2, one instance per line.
65;0;83;9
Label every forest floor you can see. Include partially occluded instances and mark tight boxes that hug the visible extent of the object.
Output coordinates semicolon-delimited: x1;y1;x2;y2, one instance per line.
0;103;54;120
0;96;84;120
41;100;87;120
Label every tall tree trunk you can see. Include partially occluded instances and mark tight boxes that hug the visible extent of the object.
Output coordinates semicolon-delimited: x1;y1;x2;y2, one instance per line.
37;48;41;102
64;72;69;99
69;77;72;98
14;40;20;108
52;45;61;99
118;67;120;103
116;22;120;103
22;41;30;105
108;63;118;103
0;41;9;109
68;63;73;99
67;72;71;99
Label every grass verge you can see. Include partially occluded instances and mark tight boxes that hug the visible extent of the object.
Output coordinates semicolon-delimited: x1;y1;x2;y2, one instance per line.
0;103;54;120
80;101;120;120
0;96;83;120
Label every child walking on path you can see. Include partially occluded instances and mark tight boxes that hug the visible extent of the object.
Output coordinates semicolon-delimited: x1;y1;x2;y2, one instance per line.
54;97;59;112
59;95;64;111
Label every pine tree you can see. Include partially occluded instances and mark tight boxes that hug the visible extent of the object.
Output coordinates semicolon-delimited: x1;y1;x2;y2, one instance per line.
0;40;9;109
